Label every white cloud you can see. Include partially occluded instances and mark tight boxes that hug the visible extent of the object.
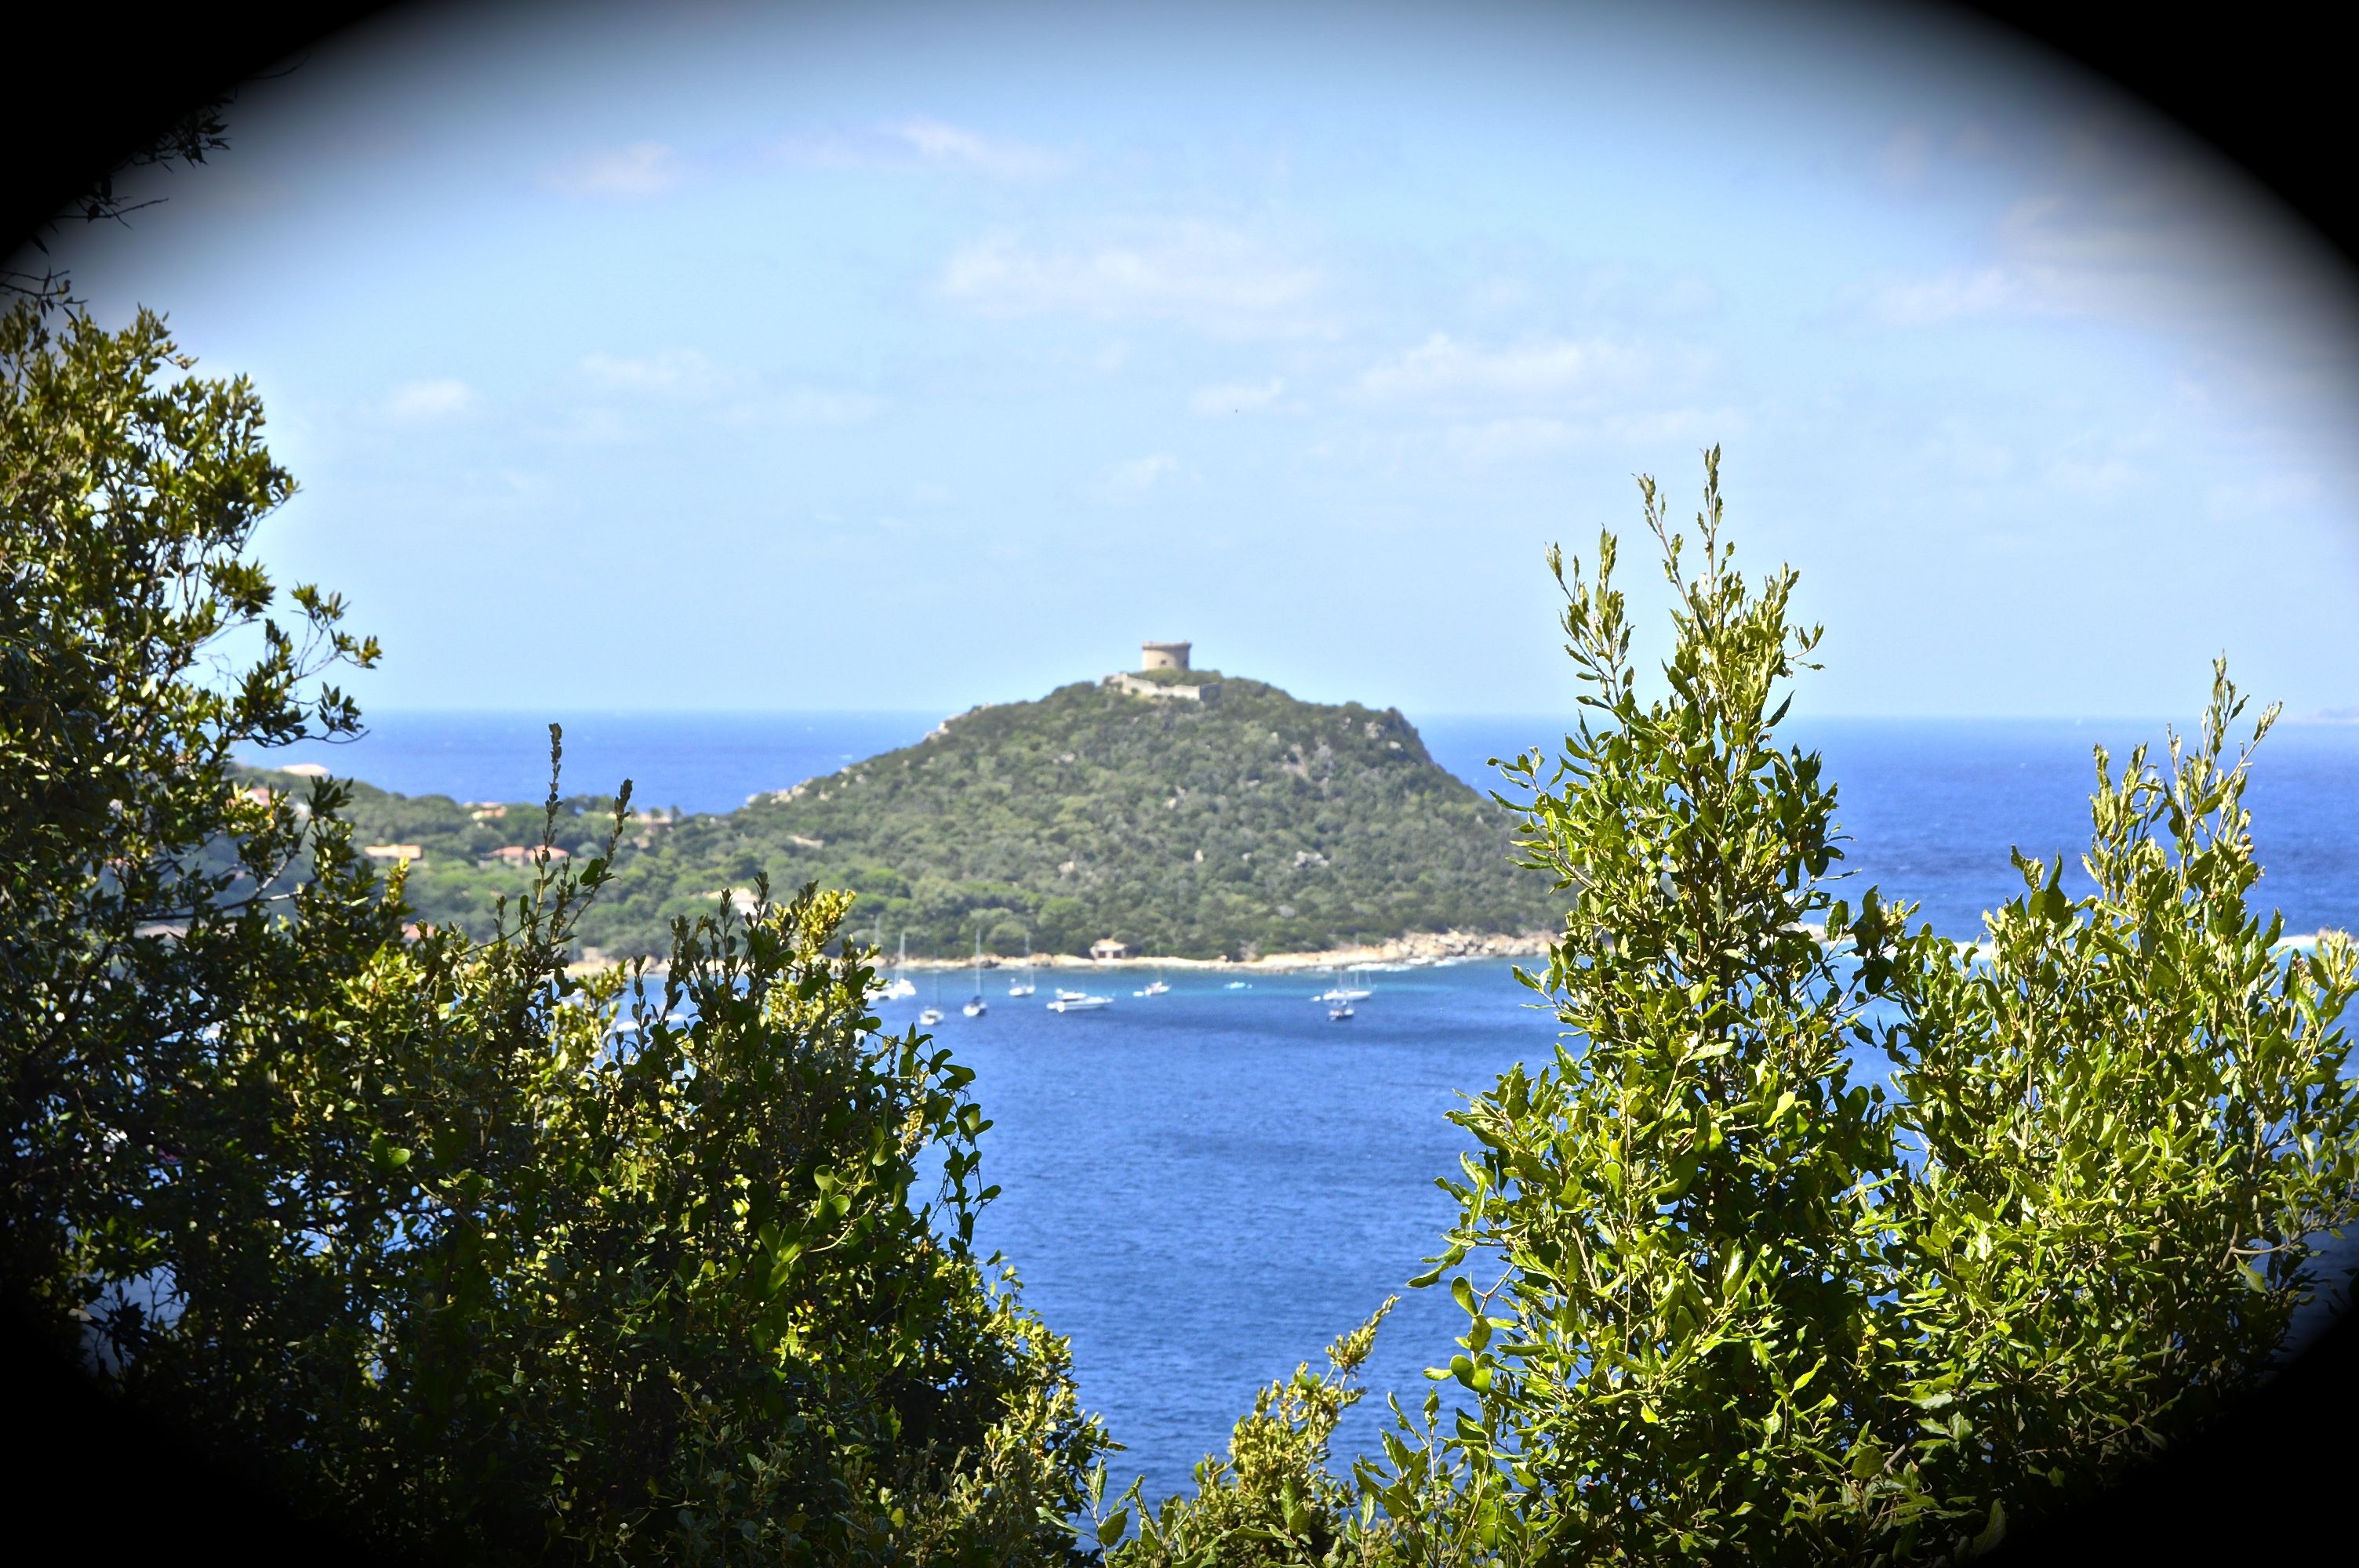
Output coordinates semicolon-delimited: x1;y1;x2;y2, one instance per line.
1438;416;1577;465
2038;426;2161;502
1653;275;1721;320
2205;469;2321;519
722;388;885;428
1089;452;1183;505
1880;123;1932;191
1351;335;1656;402
891;118;1067;178
578;349;753;401
1919;420;2017;485
940;223;1325;336
386;379;477;420
1308;405;1739;475
1852;116;2359;385
542;406;632;445
1189;377;1285;416
1860;267;2022;326
776;119;1067;180
541;142;686;200
567;350;879;430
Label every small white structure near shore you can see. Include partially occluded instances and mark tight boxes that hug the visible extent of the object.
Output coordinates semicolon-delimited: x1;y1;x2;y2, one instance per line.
1090;937;1132;960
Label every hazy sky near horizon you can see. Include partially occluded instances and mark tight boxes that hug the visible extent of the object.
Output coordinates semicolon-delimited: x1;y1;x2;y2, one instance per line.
42;0;2359;719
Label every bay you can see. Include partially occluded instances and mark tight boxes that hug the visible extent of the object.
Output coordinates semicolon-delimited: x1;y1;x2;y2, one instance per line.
245;709;2359;1503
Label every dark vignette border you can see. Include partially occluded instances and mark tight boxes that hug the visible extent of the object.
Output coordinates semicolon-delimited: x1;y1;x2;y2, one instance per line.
1;4;2350;1562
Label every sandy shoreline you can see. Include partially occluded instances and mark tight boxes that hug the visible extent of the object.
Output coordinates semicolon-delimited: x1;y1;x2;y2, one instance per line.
911;928;1555;972
569;928;1554;978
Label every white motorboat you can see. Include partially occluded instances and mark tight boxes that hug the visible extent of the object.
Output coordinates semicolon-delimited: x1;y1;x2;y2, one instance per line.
1134;967;1170;998
1054;987;1091;1001
1047;994;1112;1013
1224;980;1250;990
1328;1003;1354;1022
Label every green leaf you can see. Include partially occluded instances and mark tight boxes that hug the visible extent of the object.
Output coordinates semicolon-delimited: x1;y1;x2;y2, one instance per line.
1971;1499;2006;1552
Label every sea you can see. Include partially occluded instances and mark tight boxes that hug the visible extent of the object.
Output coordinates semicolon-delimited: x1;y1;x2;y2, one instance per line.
240;710;2359;1504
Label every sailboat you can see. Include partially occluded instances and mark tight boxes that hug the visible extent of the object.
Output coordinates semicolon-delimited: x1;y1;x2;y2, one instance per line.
1133;964;1170;998
1315;964;1372;1003
918;971;944;1027
883;932;917;1000
1006;932;1037;997
962;931;990;1018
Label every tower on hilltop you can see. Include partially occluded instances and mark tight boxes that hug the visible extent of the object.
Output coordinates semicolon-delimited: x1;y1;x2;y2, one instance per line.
1105;639;1219;702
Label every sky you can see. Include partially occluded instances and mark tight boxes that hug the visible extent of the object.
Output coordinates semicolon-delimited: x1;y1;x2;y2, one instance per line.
38;0;2359;719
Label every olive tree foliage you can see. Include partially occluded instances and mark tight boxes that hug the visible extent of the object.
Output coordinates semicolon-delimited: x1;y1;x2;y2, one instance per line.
1;299;372;1304
1099;1303;1395;1568
1118;451;2359;1566
1868;677;2359;1540
2;302;1109;1563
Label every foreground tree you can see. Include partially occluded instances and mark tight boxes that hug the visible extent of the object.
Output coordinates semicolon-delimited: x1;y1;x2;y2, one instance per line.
1126;451;2359;1565
2;299;1107;1563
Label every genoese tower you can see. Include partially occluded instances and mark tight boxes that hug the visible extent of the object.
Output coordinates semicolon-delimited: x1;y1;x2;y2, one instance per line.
1103;639;1221;702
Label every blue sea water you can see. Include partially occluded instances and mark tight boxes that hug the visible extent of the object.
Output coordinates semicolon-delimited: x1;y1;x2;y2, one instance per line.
246;709;2359;1503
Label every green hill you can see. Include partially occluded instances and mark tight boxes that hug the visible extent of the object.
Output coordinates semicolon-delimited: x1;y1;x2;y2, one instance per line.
264;673;1560;960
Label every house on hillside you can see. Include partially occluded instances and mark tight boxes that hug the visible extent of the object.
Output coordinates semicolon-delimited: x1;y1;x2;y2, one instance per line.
1090;937;1130;960
362;844;423;864
482;844;569;868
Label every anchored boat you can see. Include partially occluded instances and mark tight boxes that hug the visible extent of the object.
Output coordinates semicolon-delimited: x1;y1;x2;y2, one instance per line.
962;930;990;1018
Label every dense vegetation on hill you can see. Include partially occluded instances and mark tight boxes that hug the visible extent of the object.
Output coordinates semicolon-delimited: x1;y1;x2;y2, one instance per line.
275;673;1561;960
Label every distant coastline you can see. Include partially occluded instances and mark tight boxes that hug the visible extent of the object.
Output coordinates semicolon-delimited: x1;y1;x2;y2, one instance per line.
569;927;1554;978
894;927;1555;971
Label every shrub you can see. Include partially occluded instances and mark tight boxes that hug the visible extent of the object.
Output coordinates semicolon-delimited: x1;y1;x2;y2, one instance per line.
2;301;1107;1563
1141;450;2359;1564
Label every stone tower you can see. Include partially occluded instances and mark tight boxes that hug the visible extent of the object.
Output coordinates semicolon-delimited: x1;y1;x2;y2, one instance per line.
1141;640;1191;672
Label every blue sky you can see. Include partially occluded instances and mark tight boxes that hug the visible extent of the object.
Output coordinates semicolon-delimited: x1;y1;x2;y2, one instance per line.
45;0;2359;718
